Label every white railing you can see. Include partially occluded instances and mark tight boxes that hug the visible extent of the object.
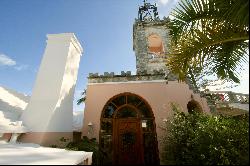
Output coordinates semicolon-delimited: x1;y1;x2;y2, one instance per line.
204;91;249;104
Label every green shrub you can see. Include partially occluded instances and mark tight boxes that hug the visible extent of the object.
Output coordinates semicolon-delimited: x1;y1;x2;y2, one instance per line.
162;103;249;165
65;136;103;165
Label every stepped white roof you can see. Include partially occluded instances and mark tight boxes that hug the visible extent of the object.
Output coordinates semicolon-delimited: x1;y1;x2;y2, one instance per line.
0;111;29;133
0;86;83;133
0;141;92;165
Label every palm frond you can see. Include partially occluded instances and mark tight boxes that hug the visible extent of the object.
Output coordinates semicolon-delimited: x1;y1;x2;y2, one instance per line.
77;97;86;105
169;0;249;43
77;89;87;105
167;24;248;82
167;0;249;83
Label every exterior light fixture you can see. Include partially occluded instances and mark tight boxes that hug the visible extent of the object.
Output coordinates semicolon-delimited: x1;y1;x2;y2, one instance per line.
87;122;94;138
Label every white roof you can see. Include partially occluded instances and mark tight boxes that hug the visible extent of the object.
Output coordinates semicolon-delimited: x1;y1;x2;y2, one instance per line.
0;86;83;133
0;142;92;165
0;111;29;133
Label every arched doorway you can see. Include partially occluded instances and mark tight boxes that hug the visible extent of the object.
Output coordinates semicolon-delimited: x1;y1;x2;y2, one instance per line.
100;92;159;165
187;99;203;114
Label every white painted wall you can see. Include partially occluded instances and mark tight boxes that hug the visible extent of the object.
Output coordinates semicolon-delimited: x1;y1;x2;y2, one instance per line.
0;86;29;110
0;86;29;121
0;86;30;133
21;33;83;132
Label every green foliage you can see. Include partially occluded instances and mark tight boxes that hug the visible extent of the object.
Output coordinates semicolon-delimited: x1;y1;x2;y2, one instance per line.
167;0;249;83
65;136;104;165
77;89;86;105
60;137;69;142
50;137;70;148
162;103;249;165
65;136;97;151
50;144;58;148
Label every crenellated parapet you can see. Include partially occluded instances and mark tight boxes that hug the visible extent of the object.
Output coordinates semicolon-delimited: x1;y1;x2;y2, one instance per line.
88;70;180;83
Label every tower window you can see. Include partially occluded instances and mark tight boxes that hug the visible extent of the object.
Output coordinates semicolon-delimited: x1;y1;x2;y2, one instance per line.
147;34;164;55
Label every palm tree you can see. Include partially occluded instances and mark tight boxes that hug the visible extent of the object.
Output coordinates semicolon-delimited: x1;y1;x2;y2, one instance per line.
77;89;86;105
167;0;249;83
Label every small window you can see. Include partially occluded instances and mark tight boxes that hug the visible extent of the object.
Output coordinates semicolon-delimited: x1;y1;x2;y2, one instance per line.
116;106;137;118
100;134;112;152
127;95;141;106
138;102;151;118
112;95;126;107
103;103;116;118
100;121;112;134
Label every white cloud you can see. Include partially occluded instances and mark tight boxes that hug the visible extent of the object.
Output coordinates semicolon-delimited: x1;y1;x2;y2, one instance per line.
159;0;170;5
14;64;28;71
205;61;249;94
0;54;16;66
0;53;29;71
158;0;179;6
157;0;179;18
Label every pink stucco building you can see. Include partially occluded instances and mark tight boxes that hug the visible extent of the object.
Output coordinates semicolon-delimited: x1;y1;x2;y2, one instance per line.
81;2;210;164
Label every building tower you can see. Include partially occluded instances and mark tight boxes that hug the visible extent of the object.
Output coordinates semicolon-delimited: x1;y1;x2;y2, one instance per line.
21;33;83;145
133;0;171;75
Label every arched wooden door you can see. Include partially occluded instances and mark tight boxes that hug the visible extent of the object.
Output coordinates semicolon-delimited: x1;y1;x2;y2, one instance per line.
100;93;159;165
113;105;144;164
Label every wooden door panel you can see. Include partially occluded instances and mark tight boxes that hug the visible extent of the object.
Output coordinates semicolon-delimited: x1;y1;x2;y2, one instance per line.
114;119;144;165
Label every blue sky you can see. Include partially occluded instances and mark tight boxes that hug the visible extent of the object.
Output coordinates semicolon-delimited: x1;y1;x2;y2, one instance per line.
0;0;248;112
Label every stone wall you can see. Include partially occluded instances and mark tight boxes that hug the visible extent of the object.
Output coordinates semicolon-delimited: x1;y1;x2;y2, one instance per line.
133;18;171;74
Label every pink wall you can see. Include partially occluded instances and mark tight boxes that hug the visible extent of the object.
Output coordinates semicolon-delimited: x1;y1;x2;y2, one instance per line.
19;132;73;147
82;80;210;141
1;133;12;141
